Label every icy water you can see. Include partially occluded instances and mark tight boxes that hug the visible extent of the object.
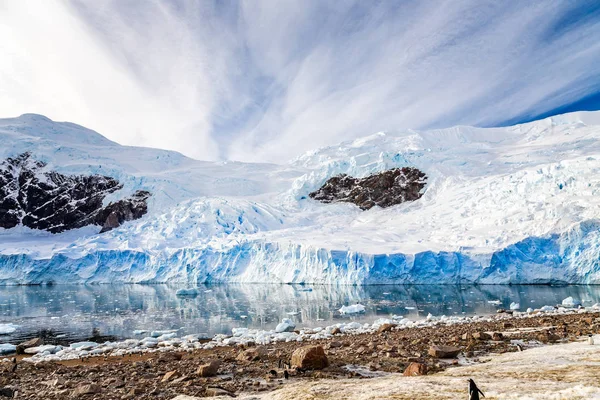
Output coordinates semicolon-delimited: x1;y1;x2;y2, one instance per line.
0;284;599;345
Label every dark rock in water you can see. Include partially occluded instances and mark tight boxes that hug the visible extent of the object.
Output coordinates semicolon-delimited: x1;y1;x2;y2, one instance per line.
0;152;150;233
309;167;427;210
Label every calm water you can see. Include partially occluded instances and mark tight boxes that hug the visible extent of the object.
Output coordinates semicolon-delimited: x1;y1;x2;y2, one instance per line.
0;284;599;344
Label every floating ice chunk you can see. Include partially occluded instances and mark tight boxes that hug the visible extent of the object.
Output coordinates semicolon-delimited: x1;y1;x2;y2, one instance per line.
540;305;556;312
526;308;534;313
371;318;395;330
405;306;416;310
510;302;520;310
286;311;300;316
342;322;362;331
339;304;366;314
70;342;98;350
25;345;61;354
0;323;19;335
488;300;502;305
151;330;177;338
157;333;177;341
176;288;199;297
275;318;296;333
561;297;582;308
0;344;16;355
141;337;159;348
133;330;148;335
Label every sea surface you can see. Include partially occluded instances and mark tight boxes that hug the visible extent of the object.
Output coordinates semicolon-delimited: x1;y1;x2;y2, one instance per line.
0;284;598;344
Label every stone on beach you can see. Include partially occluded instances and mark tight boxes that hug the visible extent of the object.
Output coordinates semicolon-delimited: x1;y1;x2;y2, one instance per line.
73;383;101;396
237;346;267;362
197;360;221;377
403;362;428;376
428;345;461;358
291;345;329;370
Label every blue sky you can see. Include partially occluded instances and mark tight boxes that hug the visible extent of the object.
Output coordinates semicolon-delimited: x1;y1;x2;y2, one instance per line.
1;0;600;162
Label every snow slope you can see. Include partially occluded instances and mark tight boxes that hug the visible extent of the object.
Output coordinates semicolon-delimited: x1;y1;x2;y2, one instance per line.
2;111;600;284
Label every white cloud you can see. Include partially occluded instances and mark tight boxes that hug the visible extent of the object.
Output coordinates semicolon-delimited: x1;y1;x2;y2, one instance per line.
1;0;599;162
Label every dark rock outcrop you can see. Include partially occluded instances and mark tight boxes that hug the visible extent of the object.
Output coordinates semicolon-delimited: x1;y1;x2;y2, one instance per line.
309;167;427;210
95;190;150;233
0;152;150;233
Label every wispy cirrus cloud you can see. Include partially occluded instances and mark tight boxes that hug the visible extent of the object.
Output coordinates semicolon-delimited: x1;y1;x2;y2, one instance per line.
1;0;599;162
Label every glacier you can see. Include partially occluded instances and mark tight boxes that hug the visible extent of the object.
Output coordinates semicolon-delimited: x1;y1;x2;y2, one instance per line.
3;111;600;284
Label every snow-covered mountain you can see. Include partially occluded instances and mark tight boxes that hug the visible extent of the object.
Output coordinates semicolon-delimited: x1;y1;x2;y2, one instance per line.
2;111;600;285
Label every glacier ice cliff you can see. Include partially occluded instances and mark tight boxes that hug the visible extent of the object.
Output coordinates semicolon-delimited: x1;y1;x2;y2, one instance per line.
2;112;600;284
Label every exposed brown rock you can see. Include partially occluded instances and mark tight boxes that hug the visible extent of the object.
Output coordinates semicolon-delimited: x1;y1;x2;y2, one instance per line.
309;167;427;210
0;152;150;233
428;345;461;358
16;338;43;355
236;346;267;362
197;360;221;377
377;323;397;334
161;370;180;383
291;345;329;370
472;332;491;341
403;362;428;376
73;383;101;396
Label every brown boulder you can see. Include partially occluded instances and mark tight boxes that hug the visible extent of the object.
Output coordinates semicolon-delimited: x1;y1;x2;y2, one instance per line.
73;383;101;396
16;337;43;355
291;345;329;370
403;362;428;376
472;332;491;341
492;332;504;341
197;360;221;377
161;370;180;383
236;346;267;362
428;345;461;358
377;323;397;334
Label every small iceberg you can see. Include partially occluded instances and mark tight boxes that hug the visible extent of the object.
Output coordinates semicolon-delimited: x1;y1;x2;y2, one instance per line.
339;304;366;314
488;300;502;305
25;345;61;354
151;330;177;338
70;342;98;350
176;288;200;297
0;344;16;355
561;297;582;308
0;323;19;335
509;302;520;310
275;318;296;333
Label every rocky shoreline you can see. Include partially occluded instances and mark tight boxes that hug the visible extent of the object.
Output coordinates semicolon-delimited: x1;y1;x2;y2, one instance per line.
1;307;599;399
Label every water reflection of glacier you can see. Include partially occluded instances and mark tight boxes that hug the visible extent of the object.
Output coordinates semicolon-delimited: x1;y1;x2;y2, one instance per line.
1;284;599;343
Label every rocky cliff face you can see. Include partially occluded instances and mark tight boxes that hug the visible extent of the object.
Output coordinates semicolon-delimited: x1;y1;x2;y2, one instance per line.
309;167;426;210
0;153;150;233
